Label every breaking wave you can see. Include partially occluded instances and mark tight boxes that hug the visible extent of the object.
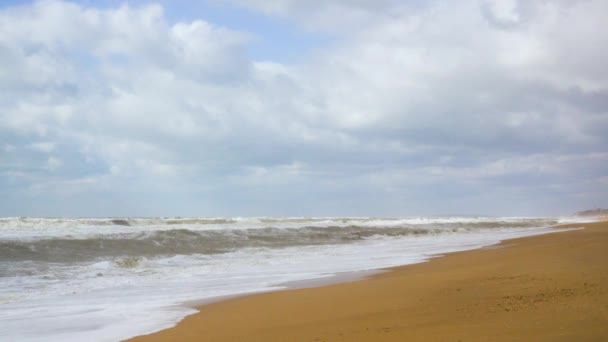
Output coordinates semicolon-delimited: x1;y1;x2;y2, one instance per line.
0;218;563;263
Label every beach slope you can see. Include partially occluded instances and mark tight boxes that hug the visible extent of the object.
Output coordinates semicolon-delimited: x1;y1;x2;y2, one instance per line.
129;221;608;341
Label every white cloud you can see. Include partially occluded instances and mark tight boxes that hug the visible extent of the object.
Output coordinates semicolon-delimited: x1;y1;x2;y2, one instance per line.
224;0;413;33
46;156;62;171
28;142;56;153
0;0;606;216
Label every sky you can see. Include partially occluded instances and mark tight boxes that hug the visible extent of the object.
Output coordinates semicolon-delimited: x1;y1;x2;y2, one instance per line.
1;0;607;217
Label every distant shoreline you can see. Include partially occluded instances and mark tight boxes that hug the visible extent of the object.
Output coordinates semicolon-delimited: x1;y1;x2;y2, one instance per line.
575;208;608;217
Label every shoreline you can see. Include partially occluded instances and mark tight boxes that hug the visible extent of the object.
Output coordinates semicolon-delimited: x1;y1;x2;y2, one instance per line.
128;221;608;341
180;269;386;313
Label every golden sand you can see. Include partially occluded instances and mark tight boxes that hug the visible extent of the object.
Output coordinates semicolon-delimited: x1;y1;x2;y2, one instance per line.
129;221;608;341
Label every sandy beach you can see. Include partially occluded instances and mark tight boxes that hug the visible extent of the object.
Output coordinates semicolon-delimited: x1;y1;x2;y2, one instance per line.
129;221;608;341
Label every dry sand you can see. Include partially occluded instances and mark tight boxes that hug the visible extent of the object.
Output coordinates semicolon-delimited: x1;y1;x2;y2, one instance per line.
129;221;608;341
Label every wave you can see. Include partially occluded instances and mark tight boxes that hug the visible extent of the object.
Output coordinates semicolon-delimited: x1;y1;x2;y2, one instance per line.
113;256;144;268
0;216;565;232
0;217;238;230
0;219;562;263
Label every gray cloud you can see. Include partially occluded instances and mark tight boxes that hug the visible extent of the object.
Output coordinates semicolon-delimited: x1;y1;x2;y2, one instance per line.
0;0;606;216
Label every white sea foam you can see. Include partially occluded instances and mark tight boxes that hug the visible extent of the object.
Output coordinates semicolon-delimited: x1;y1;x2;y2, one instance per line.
0;216;591;239
0;216;589;341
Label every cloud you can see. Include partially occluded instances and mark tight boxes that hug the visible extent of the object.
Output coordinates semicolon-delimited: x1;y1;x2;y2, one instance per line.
28;142;56;153
223;0;423;34
0;0;606;216
46;156;62;171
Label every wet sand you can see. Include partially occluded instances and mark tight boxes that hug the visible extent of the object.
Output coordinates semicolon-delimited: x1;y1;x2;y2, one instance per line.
129;221;608;341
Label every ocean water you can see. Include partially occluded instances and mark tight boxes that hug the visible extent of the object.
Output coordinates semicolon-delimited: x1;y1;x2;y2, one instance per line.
0;216;589;341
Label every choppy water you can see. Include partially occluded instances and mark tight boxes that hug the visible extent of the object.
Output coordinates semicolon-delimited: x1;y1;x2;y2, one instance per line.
0;216;589;341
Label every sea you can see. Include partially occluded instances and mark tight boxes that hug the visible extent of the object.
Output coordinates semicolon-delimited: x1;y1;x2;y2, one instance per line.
0;216;590;341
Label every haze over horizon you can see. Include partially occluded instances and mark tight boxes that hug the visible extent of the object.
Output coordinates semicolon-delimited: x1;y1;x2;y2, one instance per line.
1;0;607;217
